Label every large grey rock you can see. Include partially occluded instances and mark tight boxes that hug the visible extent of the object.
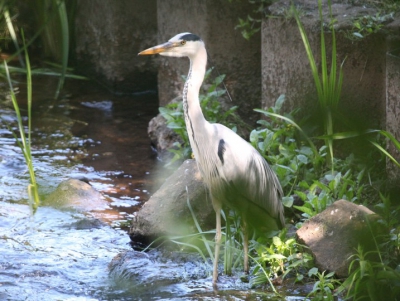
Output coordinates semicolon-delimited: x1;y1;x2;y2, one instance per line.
296;199;384;278
129;159;215;245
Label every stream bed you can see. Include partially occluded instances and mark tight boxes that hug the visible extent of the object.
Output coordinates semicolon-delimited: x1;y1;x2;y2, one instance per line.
0;78;309;300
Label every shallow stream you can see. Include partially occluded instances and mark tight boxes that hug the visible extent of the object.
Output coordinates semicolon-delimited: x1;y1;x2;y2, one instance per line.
0;77;308;300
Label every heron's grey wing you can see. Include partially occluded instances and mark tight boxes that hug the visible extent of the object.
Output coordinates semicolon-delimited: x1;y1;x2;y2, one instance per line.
212;124;284;228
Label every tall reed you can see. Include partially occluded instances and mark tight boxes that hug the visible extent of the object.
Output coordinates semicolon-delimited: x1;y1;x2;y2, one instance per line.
4;33;40;213
293;0;344;171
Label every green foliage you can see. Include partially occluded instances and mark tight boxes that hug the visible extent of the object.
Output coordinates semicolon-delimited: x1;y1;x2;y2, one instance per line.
228;0;269;40
159;68;239;166
232;0;400;41
348;13;389;40
250;229;313;288
294;169;366;221
252;95;373;225
336;195;400;300
307;269;340;301
339;244;400;301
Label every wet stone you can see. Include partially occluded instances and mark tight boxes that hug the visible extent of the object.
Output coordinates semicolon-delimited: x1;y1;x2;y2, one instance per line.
43;178;110;212
129;159;215;246
296;199;384;278
109;249;209;286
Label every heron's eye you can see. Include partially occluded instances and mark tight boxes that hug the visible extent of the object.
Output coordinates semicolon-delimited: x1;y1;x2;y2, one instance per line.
181;40;186;45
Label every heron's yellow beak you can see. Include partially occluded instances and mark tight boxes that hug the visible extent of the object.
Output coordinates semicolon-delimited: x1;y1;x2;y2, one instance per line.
138;41;176;56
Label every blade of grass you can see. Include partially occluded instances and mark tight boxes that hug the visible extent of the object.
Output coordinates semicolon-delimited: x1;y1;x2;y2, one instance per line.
186;186;214;259
4;61;40;213
54;0;69;99
0;65;87;79
369;140;400;168
4;33;40;214
248;253;279;295
23;31;40;212
4;7;24;67
293;5;323;101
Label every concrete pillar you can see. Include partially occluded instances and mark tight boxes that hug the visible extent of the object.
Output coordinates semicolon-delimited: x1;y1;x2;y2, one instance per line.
156;0;261;124
386;49;400;177
74;0;158;94
262;1;387;130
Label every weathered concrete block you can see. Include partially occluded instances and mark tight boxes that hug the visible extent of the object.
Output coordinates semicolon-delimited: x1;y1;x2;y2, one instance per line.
156;0;261;125
296;199;383;278
386;49;400;178
262;0;391;128
129;160;215;246
74;0;157;93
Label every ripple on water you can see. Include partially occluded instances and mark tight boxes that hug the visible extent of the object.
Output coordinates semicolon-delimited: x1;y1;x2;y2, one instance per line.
0;202;131;300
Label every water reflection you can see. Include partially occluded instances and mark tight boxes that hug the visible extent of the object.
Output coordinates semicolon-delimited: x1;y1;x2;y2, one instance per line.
0;77;162;221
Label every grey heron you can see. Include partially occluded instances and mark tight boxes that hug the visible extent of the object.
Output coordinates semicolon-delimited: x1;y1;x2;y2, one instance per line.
139;32;284;286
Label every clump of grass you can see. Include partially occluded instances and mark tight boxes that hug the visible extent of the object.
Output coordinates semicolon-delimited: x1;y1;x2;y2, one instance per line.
4;33;40;213
293;0;344;172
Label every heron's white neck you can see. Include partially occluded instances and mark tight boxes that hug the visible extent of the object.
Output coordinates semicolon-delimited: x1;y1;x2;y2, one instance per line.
183;46;208;156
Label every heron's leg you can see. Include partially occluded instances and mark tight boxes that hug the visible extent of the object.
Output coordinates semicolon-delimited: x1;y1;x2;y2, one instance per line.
213;205;222;286
242;218;249;274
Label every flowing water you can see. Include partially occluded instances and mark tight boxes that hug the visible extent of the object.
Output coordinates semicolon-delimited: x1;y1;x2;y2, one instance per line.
0;77;166;300
0;77;309;300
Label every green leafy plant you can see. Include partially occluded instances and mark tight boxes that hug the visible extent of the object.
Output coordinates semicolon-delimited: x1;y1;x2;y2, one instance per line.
349;13;389;40
339;244;400;301
307;268;340;301
250;228;313;288
294;169;366;221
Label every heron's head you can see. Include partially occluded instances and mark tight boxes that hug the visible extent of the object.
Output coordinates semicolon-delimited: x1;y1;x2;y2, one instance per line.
138;32;204;59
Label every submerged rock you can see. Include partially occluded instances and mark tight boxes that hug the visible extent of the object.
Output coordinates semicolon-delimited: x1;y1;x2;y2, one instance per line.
109;249;209;286
296;199;384;278
129;159;215;247
108;249;253;298
43;178;110;212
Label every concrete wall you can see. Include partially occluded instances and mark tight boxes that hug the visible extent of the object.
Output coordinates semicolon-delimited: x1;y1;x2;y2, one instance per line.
74;0;157;93
156;0;261;125
262;0;400;175
386;49;400;177
262;1;388;129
